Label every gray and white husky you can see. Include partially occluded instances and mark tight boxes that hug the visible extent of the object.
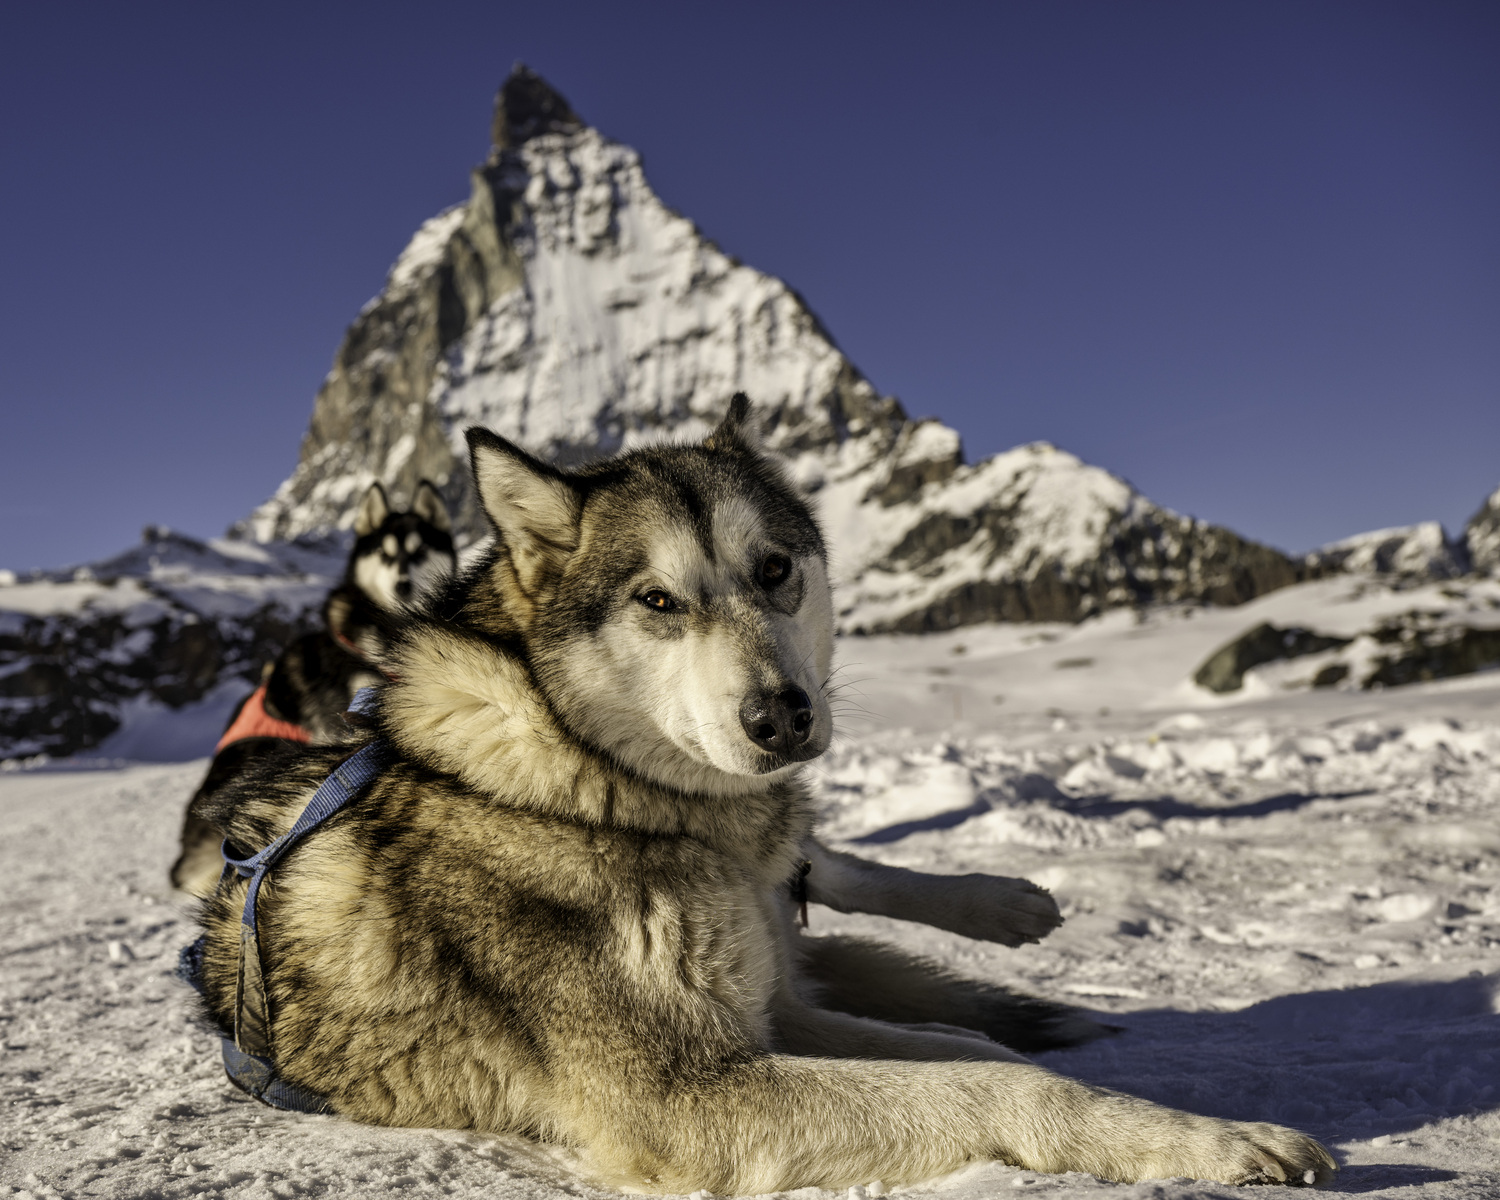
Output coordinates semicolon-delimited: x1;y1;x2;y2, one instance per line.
195;397;1335;1191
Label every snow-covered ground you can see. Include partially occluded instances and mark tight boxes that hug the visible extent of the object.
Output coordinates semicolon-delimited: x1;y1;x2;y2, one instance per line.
3;579;1498;1198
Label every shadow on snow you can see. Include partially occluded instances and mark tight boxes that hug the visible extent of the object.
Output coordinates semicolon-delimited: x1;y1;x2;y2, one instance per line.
850;787;1373;845
1036;972;1499;1188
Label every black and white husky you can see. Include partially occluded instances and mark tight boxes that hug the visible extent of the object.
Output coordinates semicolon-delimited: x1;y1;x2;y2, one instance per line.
169;481;454;895
192;399;1334;1190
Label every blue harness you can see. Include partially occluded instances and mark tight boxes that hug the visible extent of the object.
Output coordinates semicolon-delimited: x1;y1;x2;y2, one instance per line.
178;698;390;1114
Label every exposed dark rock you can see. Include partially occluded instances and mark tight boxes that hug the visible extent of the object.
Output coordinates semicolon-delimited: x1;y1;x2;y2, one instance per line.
867;420;964;506
491;63;584;150
1190;608;1500;696
864;505;1301;633
0;528;335;761
1362;615;1500;689
1311;663;1350;688
1193;623;1353;694
878;574;1088;632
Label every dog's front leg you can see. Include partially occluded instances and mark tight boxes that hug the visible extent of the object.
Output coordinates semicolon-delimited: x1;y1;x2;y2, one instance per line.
803;838;1063;945
573;1047;1335;1193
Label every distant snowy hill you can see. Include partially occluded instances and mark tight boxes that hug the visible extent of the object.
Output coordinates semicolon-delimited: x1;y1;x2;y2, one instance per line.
236;66;1302;633
1303;521;1471;581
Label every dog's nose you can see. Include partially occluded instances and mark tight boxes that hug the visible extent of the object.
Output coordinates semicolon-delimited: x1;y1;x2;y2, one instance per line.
739;686;814;753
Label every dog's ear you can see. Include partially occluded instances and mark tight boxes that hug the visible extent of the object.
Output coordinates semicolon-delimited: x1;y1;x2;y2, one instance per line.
411;479;451;532
704;393;761;452
355;483;391;537
466;428;580;596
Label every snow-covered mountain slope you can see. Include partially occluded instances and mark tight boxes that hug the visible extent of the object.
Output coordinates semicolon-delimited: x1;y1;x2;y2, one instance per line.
239;66;906;550
837;574;1500;732
236;66;1300;633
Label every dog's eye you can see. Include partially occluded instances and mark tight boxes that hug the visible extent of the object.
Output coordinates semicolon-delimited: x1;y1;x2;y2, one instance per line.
758;554;791;588
640;589;678;612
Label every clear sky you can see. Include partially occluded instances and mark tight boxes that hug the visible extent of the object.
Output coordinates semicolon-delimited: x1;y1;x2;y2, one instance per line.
1;1;1496;571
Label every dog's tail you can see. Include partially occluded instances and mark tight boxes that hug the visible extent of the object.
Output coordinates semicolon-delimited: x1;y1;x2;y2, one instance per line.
797;934;1119;1053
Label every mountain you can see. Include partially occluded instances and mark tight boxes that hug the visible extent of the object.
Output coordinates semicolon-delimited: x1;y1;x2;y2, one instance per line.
235;65;1302;633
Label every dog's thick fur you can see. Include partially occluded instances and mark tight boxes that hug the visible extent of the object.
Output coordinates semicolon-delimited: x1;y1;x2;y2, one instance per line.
194;400;1335;1190
170;481;455;896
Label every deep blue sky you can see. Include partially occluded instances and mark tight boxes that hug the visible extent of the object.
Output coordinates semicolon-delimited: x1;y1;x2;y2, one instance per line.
2;1;1496;570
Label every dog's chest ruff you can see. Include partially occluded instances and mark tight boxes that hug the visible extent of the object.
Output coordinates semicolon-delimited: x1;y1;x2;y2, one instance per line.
382;626;814;858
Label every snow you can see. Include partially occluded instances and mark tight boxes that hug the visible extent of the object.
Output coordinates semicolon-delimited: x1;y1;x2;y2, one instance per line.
895;420;962;466
432;129;868;470
0;534;336;641
4;577;1499;1197
833;576;1500;723
813;441;1158;628
1307;522;1469;579
387;206;466;294
90;680;256;763
229;98;1500;636
0;577;162;619
426;155;1175;626
0;529;346;762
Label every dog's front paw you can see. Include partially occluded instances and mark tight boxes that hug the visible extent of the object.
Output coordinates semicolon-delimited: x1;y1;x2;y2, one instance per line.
1131;1117;1337;1187
1219;1121;1338;1187
938;874;1064;946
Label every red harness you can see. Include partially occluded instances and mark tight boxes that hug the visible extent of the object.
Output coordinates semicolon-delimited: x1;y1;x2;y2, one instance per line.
215;685;311;753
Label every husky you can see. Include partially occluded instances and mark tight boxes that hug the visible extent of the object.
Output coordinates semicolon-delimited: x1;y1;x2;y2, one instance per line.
169;481;455;896
192;398;1335;1190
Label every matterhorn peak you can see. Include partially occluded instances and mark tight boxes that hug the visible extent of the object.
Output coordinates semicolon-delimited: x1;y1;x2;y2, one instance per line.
490;63;584;152
6;69;1425;762
238;71;1303;634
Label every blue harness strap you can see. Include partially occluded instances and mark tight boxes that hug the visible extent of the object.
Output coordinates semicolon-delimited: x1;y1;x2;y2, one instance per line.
178;715;390;1115
223;737;392;1057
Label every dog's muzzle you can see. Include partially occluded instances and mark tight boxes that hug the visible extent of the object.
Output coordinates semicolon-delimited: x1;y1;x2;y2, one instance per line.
738;686;819;763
